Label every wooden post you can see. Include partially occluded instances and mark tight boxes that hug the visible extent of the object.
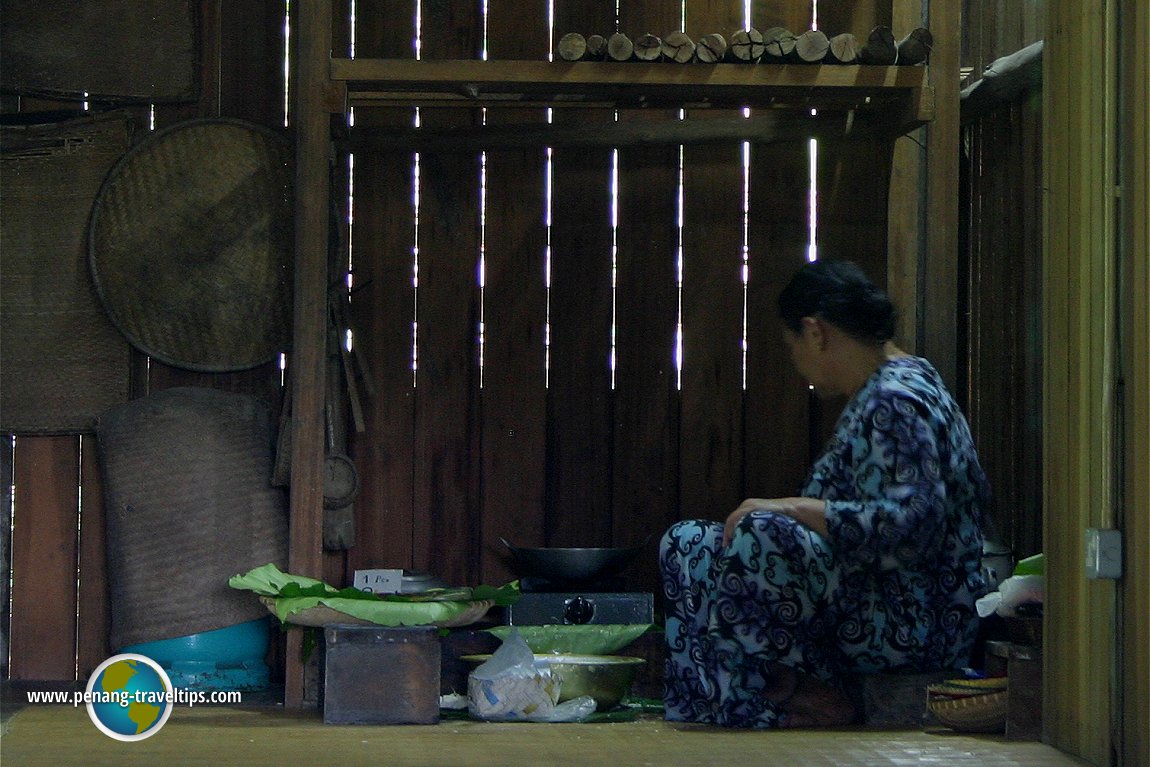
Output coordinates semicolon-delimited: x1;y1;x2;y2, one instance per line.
287;0;331;709
921;1;959;389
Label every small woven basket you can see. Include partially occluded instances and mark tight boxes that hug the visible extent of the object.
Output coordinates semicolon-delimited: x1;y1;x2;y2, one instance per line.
927;677;1008;733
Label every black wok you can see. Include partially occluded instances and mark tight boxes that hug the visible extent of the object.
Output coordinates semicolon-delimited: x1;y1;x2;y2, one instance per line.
500;538;649;582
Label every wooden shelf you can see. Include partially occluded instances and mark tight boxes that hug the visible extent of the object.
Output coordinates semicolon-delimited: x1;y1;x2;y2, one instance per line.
330;59;933;131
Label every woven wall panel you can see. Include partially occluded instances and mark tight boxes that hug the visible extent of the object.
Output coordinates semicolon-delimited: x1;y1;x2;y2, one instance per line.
0;0;197;102
1;114;133;434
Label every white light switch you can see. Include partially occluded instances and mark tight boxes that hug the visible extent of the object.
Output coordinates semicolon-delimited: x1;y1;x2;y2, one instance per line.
1084;528;1122;580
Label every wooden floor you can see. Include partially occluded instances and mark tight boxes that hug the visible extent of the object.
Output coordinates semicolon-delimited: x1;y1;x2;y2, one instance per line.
1;699;1092;767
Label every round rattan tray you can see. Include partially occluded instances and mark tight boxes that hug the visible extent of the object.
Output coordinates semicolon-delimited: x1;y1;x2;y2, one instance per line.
88;118;293;371
927;677;1009;733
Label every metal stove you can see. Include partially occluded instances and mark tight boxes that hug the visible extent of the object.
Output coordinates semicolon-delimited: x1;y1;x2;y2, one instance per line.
507;576;654;626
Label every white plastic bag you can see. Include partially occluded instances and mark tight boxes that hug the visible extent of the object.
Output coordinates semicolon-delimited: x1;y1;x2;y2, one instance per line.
975;574;1045;618
467;629;596;722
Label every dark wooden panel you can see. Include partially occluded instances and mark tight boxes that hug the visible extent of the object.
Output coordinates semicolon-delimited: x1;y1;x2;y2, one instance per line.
8;436;79;681
744;143;815;498
217;1;288;125
76;435;110;679
678;142;747;519
1;437;12;676
963;100;1043;559
751;1;814;38
812;136;893;442
479;3;550;583
546;134;615;547
346;3;419;577
612;139;681;589
815;0;890;40
0;0;197;102
544;0;618;548
413;0;483;585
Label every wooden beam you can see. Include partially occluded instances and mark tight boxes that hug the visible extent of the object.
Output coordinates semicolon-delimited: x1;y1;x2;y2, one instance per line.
340;108;926;153
921;0;960;388
286;0;331;710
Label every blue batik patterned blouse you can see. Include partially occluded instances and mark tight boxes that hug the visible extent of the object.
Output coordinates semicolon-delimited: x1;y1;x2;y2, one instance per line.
804;354;990;672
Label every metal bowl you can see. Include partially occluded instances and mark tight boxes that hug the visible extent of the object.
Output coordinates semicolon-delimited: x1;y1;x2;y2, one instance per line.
500;538;646;582
463;653;645;712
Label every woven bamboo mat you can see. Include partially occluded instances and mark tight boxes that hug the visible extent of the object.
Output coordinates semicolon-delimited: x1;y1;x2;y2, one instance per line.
0;704;1091;767
0;113;134;433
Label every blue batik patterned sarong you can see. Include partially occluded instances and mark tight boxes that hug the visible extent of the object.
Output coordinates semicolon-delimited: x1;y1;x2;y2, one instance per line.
660;356;989;727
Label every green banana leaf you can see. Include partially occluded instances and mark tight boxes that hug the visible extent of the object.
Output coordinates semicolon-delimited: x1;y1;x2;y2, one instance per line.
228;563;520;626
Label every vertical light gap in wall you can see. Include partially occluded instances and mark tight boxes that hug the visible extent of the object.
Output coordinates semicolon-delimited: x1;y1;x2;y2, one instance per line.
675;141;685;391
741;142;751;390
610;149;619;389
411;3;424;387
807;137;818;262
73;437;84;681
344;3;358;364
477;5;489;388
5;435;14;672
412;143;422;388
148;105;156;131
809;0;818;263
741;1;752;391
542;1;555;387
544;139;554;389
283;1;291;128
479;143;488;388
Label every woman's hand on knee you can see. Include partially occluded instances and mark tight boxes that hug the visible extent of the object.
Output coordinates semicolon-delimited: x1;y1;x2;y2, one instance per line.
723;497;830;545
723;498;776;545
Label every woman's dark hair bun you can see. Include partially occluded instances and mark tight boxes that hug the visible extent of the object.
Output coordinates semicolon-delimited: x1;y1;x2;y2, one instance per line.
777;259;896;343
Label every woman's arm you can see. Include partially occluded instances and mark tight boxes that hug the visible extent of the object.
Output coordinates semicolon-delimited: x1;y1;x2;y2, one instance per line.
723;496;829;545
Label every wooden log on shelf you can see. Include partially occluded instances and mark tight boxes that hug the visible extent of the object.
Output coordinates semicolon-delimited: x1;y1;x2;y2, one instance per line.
634;33;663;62
896;28;933;65
585;34;608;60
661;31;696;63
557;32;587;62
827;32;861;64
761;27;796;63
730;28;765;62
607;31;634;62
695;33;727;63
793;29;830;63
860;25;897;65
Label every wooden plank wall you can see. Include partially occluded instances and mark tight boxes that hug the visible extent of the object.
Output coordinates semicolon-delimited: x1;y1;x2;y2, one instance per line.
4;0;903;683
958;0;1044;558
2;1;287;683
343;0;896;597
